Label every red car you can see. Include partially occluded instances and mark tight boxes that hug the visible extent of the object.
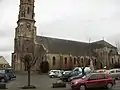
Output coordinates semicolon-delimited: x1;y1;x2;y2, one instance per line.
71;73;115;90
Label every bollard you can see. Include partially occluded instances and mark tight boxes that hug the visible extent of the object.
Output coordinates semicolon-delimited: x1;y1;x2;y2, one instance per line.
0;83;6;89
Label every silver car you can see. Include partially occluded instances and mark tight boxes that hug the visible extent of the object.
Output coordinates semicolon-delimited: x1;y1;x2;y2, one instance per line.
108;69;120;80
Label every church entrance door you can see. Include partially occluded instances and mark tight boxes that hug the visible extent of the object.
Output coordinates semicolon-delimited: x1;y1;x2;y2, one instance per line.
40;61;49;73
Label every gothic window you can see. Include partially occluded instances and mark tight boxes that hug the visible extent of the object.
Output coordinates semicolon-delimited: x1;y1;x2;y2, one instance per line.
32;12;35;19
65;57;67;64
88;59;90;65
21;11;25;17
27;7;30;14
112;58;114;64
77;57;80;63
52;56;56;65
74;57;76;64
26;22;31;30
21;7;25;17
81;58;83;63
94;59;96;65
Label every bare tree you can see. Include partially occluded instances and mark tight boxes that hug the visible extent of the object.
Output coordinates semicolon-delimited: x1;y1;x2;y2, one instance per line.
18;38;40;88
76;57;87;76
115;40;120;54
23;54;37;87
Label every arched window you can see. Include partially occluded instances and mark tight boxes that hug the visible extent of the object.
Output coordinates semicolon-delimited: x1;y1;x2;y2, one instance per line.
52;56;56;65
65;57;67;64
27;7;30;14
74;57;76;64
112;58;114;64
88;59;90;65
21;11;25;17
77;57;80;63
94;59;96;65
81;58;83;63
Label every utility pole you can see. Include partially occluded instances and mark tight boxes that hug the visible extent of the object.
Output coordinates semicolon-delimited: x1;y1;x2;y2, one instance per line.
89;38;91;62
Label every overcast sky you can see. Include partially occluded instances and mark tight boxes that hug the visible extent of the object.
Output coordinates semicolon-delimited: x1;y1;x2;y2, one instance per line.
1;0;120;64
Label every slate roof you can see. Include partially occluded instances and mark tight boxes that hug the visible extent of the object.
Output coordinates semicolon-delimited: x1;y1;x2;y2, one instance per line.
36;36;89;56
36;36;116;56
92;40;117;49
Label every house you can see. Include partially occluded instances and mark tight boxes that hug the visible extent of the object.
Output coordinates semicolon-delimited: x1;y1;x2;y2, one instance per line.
0;56;10;68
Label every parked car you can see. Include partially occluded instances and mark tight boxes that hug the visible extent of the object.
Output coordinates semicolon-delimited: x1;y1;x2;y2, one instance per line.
60;71;82;82
70;73;115;90
63;71;71;75
60;67;91;82
68;73;83;82
95;69;108;73
0;73;9;82
49;70;62;78
108;68;120;80
0;68;16;80
73;67;91;74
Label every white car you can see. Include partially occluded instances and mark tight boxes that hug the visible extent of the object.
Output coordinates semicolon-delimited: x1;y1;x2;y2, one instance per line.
73;67;91;74
49;70;62;78
96;69;108;73
108;68;120;80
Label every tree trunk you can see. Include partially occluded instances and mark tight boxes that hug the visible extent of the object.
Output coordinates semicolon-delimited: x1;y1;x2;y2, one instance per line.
28;68;31;86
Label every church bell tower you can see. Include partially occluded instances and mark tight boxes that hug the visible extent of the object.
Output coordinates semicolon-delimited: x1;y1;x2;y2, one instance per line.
12;0;36;71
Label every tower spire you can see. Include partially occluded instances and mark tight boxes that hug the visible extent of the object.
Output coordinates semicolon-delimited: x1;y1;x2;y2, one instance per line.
18;0;35;22
12;0;37;71
15;0;36;39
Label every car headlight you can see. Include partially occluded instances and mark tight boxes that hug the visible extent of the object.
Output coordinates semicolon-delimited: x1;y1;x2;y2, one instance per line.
74;81;78;85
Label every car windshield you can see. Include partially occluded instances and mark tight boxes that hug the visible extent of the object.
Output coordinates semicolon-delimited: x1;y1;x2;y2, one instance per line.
81;74;90;79
0;70;5;73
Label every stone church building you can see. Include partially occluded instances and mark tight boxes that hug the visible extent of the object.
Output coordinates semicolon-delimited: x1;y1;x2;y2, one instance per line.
12;0;120;72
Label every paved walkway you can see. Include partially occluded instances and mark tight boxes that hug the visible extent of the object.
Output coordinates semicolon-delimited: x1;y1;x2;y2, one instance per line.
2;74;120;90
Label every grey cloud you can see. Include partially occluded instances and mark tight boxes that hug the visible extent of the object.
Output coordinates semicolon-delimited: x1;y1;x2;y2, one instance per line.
37;13;120;42
0;0;3;3
0;47;13;52
0;29;14;38
107;34;120;46
0;38;14;52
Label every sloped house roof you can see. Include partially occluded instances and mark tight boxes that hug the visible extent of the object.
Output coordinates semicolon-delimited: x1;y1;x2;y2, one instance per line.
0;56;9;64
36;36;117;56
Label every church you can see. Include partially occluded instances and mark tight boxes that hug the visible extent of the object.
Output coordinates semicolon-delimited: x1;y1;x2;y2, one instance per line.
12;0;120;73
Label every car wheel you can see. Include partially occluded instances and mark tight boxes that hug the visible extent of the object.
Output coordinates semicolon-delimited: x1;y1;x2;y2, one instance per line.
51;75;54;78
1;78;5;83
117;77;120;80
79;85;86;90
106;83;113;89
115;78;118;80
9;77;11;80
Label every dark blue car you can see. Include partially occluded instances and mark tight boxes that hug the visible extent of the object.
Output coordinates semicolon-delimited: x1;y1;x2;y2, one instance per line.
0;68;16;80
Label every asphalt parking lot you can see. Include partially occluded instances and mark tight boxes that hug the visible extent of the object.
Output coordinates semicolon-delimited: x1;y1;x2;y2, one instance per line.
3;74;120;90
